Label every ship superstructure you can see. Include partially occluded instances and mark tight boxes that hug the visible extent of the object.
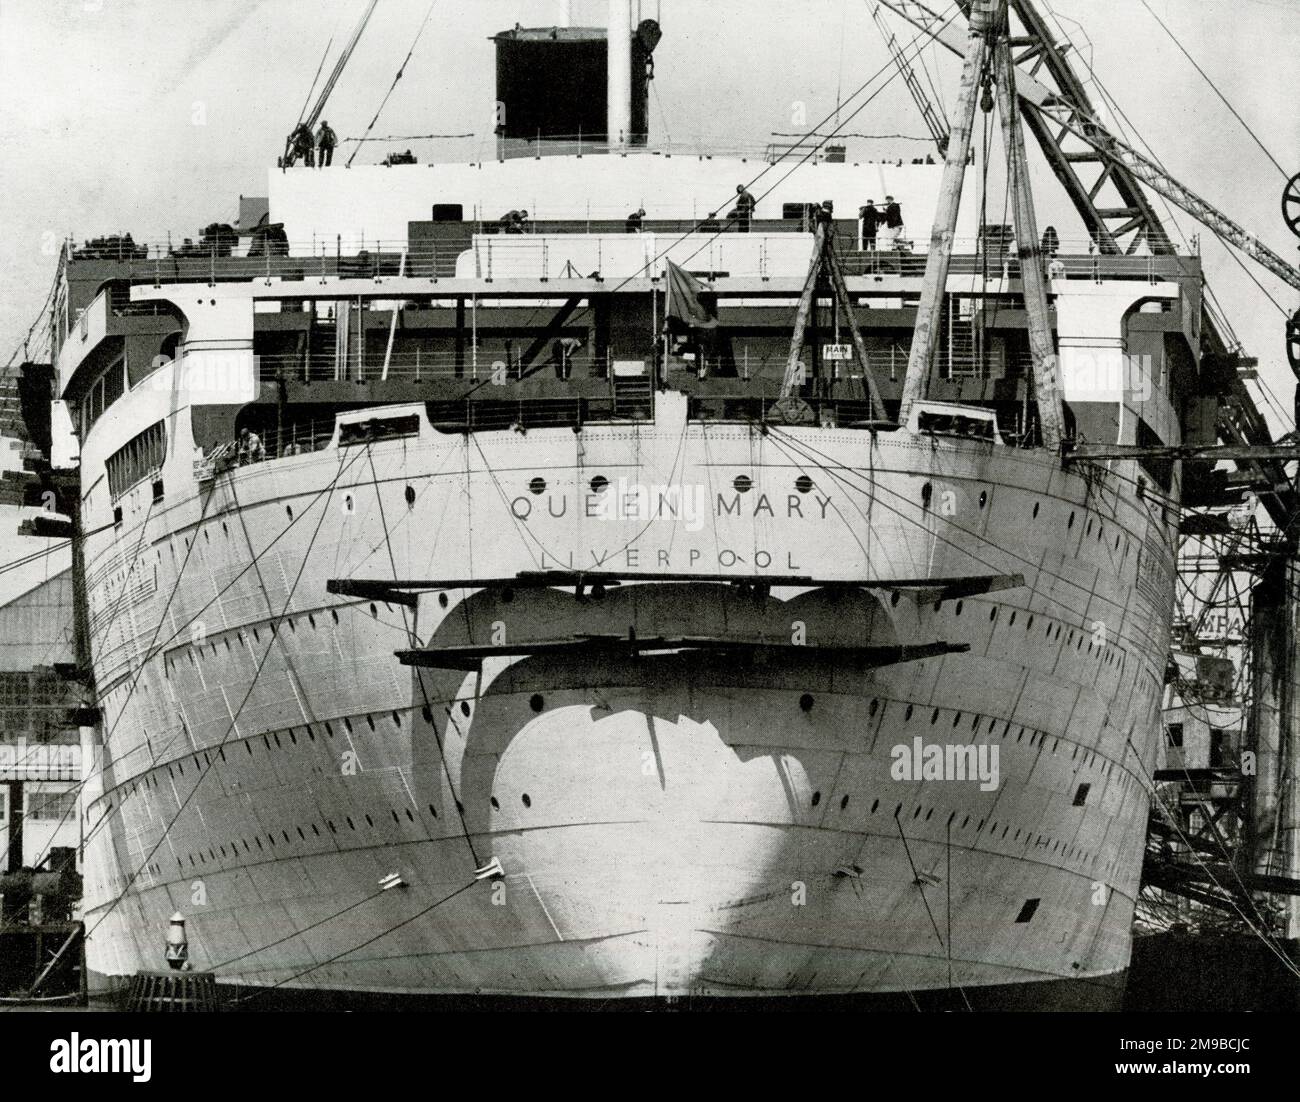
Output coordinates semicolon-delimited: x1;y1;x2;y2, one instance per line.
35;0;1258;1007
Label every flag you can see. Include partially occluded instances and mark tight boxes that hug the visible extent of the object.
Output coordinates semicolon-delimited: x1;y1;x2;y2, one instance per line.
664;260;718;330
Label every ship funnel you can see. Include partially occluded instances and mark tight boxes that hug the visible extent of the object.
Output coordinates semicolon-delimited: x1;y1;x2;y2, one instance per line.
491;10;660;154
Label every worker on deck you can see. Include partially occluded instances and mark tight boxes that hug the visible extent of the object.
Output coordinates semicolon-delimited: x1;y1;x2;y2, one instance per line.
697;211;722;234
499;209;529;234
289;122;314;167
316;120;337;167
882;195;903;247
626;208;646;233
237;427;264;465
860;200;880;250
731;184;756;231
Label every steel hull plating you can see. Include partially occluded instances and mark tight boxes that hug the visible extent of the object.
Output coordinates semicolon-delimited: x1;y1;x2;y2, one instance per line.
80;405;1170;1002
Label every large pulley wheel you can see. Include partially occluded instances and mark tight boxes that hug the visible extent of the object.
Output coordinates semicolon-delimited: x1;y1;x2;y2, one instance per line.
1286;172;1300;238
1289;308;1300;376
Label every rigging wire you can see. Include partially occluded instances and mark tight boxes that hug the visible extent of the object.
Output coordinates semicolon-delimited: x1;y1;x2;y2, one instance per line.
459;4;966;398
363;441;481;867
346;0;440;167
230;879;478;1005
295;35;336;131
757;427;1297;959
43;447;374;868
79;449;353;944
1137;0;1289;180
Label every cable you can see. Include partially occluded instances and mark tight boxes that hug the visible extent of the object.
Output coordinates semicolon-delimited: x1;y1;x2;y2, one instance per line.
80;448;351;943
457;6;965;402
1138;0;1289;181
346;0;440;167
230;878;477;1004
363;441;480;867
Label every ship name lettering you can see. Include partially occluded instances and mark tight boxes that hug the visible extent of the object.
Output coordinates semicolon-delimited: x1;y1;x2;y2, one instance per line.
714;492;832;519
538;548;801;572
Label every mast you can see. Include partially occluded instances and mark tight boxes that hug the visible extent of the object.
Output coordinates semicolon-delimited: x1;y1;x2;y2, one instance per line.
897;0;994;425
607;0;632;149
285;0;379;166
992;33;1064;449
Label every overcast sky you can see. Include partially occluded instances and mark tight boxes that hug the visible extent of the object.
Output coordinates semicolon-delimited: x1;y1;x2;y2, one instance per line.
0;0;1297;592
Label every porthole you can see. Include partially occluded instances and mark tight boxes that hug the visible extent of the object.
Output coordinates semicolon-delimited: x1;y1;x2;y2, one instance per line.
868;698;879;717
529;694;544;712
905;704;914;721
438;592;448;608
1067;511;1075;529
286;505;293;520
369;602;378;617
405;808;414;822
331;610;339;625
405;485;416;507
921;481;933;509
955;600;963;615
346;817;355;830
392;711;402;727
501;587;514;604
521;794;531;808
528;477;546;495
1009;611;1017;625
870;799;879;813
491;796;500;810
989;606;997;621
1032;502;1040;518
811;791;821;807
930;709;940;725
840;794;849;810
733;474;753;493
460;701;471;717
795;474;814;494
422;705;433;723
309;614;317;628
799;693;814;712
589;475;609;494
427;804;437;818
978;490;987;509
1027;615;1034;629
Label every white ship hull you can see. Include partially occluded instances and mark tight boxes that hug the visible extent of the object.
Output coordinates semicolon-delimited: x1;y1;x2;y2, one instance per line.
79;395;1171;1005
